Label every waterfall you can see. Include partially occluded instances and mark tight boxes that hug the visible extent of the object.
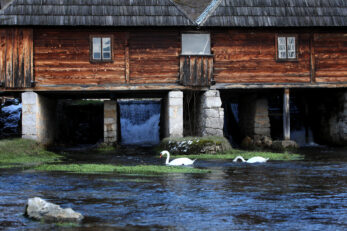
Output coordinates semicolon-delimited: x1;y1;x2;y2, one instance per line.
291;127;318;147
231;103;239;123
119;100;161;146
0;99;21;138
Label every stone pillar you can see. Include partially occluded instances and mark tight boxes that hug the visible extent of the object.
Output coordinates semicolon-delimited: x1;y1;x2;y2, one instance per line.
164;91;183;137
22;92;57;145
239;94;271;138
328;91;347;145
198;90;224;136
254;98;271;138
104;100;118;145
283;88;291;140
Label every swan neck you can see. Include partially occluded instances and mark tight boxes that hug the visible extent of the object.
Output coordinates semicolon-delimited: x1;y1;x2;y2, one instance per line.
235;156;246;162
165;152;170;164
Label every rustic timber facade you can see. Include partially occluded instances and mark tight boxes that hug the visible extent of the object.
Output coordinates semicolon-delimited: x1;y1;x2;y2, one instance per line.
0;0;346;146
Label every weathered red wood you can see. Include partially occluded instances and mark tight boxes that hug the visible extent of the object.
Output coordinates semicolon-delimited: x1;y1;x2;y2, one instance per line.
0;28;33;88
314;33;347;83
179;55;213;87
0;29;5;85
212;30;312;84
129;30;180;84
1;27;346;91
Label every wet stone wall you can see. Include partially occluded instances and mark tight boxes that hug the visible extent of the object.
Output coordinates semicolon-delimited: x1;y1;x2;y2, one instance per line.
328;92;347;146
239;94;271;139
198;90;224;136
309;90;347;146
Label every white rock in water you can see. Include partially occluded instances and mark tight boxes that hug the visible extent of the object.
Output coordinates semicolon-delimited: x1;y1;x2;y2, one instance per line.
25;197;83;222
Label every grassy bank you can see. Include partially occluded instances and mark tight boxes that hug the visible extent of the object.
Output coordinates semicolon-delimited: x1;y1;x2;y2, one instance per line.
172;149;303;161
35;164;210;174
0;139;62;167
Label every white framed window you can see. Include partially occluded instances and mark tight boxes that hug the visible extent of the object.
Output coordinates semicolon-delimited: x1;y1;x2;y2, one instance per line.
276;35;298;61
90;35;113;62
181;33;211;55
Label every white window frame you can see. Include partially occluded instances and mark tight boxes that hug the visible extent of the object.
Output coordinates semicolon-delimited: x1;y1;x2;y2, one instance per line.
276;35;298;61
90;35;113;62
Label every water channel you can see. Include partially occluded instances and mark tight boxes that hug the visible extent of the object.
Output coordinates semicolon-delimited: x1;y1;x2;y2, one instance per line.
0;148;346;230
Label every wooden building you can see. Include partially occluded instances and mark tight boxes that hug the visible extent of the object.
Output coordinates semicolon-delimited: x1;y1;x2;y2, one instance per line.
0;0;346;146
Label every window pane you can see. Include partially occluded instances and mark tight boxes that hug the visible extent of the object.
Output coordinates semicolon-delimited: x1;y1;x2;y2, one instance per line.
287;37;296;59
278;37;287;59
182;34;210;55
93;37;101;60
103;52;111;59
102;37;111;60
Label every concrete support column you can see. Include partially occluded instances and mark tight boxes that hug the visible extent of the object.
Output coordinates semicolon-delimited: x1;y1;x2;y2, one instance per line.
22;92;57;145
165;91;183;137
104;100;118;145
198;90;224;136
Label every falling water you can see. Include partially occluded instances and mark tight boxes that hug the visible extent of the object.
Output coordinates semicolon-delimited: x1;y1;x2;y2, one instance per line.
119;100;161;146
231;103;239;123
291;127;318;147
0;99;21;138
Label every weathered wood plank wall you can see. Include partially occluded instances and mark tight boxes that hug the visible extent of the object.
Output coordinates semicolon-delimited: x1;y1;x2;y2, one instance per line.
129;30;180;84
179;55;213;86
1;28;345;91
212;30;312;84
0;28;33;88
34;29;126;86
34;28;180;87
314;33;347;83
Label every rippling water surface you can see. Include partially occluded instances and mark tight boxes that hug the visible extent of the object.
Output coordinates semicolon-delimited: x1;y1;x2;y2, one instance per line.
0;148;346;230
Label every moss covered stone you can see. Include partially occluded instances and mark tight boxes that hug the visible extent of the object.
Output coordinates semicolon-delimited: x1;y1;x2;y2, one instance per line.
160;136;232;155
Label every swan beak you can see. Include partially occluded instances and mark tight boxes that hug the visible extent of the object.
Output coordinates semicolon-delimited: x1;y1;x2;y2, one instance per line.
160;154;162;158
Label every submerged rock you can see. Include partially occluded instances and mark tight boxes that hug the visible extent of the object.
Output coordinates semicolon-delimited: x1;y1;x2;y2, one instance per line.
272;140;299;151
25;197;83;223
241;136;273;150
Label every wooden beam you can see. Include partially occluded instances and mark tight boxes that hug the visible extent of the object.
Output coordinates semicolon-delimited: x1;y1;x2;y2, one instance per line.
212;83;347;89
283;88;290;140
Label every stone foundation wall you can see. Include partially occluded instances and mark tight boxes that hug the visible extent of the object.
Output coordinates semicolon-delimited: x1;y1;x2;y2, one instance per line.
104;100;118;145
198;90;224;136
239;94;271;139
327;92;347;146
22;92;57;145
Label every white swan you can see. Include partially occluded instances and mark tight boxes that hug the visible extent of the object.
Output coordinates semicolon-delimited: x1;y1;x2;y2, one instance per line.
160;150;196;166
233;155;269;163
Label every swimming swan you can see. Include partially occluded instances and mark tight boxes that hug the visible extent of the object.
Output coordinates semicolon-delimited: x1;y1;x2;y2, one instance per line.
160;150;196;166
233;155;269;163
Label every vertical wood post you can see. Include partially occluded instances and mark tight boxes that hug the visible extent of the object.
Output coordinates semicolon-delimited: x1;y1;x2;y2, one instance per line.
283;88;290;140
125;33;130;83
310;33;316;83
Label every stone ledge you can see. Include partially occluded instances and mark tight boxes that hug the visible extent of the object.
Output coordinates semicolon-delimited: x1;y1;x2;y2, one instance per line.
168;91;183;98
203;90;220;97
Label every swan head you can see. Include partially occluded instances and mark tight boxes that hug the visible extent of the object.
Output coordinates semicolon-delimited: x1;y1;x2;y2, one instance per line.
160;150;170;158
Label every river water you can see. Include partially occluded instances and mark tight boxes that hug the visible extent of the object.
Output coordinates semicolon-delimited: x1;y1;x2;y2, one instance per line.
0;148;346;230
